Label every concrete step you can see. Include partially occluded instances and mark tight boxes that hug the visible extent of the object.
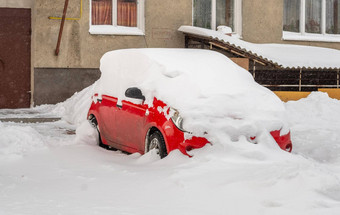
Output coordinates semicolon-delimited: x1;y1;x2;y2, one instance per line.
0;117;61;123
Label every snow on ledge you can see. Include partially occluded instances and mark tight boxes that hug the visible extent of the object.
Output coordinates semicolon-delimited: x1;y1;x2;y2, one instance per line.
89;25;144;36
282;31;340;43
178;25;340;70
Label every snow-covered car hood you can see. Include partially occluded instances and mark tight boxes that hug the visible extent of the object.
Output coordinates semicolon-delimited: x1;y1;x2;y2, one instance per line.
95;48;287;146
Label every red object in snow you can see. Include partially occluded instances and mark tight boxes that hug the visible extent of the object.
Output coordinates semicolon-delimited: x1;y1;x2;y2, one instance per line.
88;91;293;158
87;94;210;158
270;130;293;152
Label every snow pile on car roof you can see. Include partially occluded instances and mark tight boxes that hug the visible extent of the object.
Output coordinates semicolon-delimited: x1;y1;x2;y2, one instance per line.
96;48;287;149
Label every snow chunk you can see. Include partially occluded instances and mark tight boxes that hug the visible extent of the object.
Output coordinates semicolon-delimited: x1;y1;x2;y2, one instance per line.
54;84;96;126
217;25;232;34
0;122;45;156
285;92;340;163
75;120;99;145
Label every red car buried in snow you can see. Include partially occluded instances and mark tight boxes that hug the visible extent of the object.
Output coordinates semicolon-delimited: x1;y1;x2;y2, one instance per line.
87;49;292;158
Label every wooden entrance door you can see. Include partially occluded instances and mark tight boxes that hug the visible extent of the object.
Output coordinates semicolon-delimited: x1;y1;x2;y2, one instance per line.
0;8;31;108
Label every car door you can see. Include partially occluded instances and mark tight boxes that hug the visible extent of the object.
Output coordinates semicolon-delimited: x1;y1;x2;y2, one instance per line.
97;95;119;146
114;100;148;153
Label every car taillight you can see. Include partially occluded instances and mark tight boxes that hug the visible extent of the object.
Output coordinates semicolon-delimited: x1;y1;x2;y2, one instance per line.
270;130;293;152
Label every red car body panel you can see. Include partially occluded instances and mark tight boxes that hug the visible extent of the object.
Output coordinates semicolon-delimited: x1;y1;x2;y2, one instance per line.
88;95;210;156
270;130;293;152
88;94;292;156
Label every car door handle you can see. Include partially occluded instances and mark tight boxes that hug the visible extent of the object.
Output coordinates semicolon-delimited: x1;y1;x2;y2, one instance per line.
116;104;122;109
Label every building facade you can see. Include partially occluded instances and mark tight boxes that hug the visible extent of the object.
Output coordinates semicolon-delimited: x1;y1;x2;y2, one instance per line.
1;0;340;107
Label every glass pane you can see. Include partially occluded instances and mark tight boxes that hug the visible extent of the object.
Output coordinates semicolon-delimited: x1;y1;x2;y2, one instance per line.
305;0;321;33
283;0;300;32
326;0;340;34
117;0;137;27
92;0;112;25
216;0;234;30
193;0;212;29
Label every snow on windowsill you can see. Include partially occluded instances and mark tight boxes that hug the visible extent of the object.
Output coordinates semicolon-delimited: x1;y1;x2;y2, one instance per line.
89;25;144;36
282;31;340;43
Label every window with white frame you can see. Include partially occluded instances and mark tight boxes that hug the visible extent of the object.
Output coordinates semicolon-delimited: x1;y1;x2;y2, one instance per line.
283;0;340;42
193;0;242;36
89;0;145;35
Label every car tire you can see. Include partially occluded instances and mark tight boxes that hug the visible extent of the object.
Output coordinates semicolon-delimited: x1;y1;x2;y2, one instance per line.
147;131;168;159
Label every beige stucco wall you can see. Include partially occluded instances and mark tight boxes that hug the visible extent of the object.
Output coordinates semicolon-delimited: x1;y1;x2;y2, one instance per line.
33;0;340;68
33;0;192;68
0;0;33;8
242;0;340;50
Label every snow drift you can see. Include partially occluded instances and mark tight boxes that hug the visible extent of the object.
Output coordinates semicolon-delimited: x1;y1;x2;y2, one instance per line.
1;69;340;214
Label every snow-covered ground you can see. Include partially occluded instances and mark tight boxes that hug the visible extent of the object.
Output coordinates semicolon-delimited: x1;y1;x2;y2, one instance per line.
0;90;340;215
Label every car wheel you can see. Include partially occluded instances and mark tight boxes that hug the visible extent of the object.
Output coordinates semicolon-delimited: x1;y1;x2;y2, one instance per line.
88;115;105;148
147;131;168;159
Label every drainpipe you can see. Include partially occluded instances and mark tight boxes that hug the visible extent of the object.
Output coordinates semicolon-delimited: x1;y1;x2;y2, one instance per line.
55;0;69;56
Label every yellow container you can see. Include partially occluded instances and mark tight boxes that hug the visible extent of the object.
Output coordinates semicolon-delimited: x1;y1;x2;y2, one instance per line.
273;91;311;102
318;88;340;100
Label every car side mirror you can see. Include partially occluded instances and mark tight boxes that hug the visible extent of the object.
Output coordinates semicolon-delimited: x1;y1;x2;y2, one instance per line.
125;87;145;100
